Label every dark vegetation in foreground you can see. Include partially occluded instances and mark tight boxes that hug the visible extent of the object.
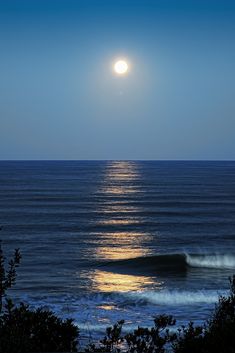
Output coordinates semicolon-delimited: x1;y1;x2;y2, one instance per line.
0;241;235;353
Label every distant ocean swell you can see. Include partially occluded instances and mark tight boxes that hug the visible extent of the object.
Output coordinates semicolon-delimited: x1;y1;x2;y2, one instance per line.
103;253;235;272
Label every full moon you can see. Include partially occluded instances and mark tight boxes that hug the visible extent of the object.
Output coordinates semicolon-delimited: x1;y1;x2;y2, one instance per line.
114;60;129;75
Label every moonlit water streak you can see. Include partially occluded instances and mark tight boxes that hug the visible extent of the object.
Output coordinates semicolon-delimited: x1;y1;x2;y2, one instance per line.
0;160;235;341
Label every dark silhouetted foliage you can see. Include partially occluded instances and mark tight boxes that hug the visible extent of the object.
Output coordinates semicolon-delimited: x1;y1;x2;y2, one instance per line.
0;299;79;353
173;275;235;353
125;315;176;353
85;320;125;353
0;239;21;312
0;239;79;352
85;316;177;353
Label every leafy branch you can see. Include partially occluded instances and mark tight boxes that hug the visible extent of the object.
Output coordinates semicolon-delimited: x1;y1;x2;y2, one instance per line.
0;232;21;313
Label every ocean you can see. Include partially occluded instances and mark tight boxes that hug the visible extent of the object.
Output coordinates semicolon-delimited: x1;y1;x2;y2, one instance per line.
0;160;235;342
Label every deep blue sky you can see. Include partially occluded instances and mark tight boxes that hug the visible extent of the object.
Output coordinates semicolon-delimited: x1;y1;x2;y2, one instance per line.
0;0;234;160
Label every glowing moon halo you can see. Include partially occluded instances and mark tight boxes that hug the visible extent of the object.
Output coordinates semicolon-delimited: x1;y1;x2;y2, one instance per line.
114;60;129;75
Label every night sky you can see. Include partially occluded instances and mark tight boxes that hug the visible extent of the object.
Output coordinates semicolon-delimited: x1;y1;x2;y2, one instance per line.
0;0;234;159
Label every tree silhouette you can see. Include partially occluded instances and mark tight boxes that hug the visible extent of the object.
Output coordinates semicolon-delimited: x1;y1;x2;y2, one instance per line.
0;228;21;313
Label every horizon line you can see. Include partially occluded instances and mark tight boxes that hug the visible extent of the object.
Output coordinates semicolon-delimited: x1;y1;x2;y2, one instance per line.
0;159;235;162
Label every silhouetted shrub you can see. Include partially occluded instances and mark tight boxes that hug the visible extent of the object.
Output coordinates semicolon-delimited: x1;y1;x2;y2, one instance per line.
0;239;21;312
125;315;176;353
85;316;177;353
85;320;125;353
173;275;235;353
0;239;79;352
0;299;79;353
172;321;205;353
204;276;235;353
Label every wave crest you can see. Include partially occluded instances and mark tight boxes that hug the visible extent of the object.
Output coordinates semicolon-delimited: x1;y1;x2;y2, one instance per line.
104;253;235;273
186;254;235;269
127;289;224;305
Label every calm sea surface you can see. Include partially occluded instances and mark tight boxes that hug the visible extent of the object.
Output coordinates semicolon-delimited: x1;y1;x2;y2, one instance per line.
0;161;235;340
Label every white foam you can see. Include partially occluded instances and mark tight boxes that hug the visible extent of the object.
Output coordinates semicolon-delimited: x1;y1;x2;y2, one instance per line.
127;289;224;305
186;253;235;269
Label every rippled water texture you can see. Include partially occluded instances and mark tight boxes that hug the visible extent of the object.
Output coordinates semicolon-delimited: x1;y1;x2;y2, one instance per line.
0;161;235;338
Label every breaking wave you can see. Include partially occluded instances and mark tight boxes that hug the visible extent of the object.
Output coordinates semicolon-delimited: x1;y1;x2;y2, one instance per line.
127;289;225;305
104;253;235;273
20;288;224;313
